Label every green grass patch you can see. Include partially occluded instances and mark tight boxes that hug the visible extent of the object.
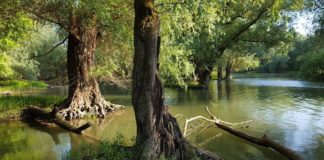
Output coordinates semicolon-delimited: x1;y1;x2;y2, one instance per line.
0;95;64;120
64;133;135;160
0;80;48;89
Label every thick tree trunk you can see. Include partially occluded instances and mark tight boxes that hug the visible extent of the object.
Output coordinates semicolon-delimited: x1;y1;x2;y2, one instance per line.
132;1;221;160
54;27;122;120
132;2;185;158
197;66;213;89
217;66;223;81
224;60;233;80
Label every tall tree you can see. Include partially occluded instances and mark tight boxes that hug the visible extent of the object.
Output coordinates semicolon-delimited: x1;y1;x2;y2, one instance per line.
132;0;220;159
17;0;127;120
168;0;303;88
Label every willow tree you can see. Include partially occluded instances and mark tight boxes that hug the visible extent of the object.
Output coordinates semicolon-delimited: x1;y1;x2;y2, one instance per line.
18;0;129;120
167;0;303;88
132;0;221;159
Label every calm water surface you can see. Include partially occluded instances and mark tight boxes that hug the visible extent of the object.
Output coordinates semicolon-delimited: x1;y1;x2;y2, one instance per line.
1;77;324;160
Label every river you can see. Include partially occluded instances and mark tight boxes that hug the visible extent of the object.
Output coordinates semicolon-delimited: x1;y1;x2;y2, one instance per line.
0;76;324;160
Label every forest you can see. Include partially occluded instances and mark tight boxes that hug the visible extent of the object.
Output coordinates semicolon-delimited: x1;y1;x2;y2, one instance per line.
0;0;324;160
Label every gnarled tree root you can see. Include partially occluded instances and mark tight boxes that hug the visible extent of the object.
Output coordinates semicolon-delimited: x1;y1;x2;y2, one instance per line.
21;106;91;134
54;97;124;120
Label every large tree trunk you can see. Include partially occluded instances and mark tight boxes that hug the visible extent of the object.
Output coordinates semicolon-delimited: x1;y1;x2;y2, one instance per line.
224;60;233;80
132;2;185;158
197;66;213;89
132;1;221;160
132;1;189;159
54;26;121;120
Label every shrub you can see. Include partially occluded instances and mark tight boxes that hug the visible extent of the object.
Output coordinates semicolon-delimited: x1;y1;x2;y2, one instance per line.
299;50;324;81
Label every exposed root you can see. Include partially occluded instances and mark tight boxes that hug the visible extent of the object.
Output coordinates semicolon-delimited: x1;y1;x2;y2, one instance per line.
55;98;124;120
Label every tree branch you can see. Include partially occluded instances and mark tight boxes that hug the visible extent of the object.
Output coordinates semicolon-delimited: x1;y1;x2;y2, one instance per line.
215;1;275;56
28;36;68;59
183;106;304;160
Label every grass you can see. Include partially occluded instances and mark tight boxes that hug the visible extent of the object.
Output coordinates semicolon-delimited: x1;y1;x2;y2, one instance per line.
0;80;48;89
0;95;64;120
64;133;136;160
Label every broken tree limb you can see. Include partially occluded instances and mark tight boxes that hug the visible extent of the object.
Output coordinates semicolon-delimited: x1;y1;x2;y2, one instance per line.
205;106;304;160
183;106;304;160
215;122;303;160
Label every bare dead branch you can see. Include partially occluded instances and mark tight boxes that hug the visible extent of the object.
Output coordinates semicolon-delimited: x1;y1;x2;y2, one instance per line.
183;106;304;160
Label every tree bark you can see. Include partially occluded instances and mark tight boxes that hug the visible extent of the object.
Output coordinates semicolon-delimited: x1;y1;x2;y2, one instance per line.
224;60;233;80
132;1;220;159
53;15;122;120
54;29;122;120
197;66;213;89
217;65;223;81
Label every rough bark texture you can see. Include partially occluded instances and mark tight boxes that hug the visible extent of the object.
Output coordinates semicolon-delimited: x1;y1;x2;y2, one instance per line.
132;1;184;158
197;66;213;89
54;29;122;120
132;1;221;160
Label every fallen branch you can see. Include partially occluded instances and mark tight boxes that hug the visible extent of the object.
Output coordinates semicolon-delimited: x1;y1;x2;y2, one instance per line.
183;106;304;160
215;122;303;160
21;106;90;134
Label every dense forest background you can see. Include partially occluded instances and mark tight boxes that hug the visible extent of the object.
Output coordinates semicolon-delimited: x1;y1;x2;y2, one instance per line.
0;0;323;88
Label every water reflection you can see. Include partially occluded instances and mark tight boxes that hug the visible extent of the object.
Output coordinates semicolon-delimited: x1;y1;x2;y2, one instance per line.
1;77;324;160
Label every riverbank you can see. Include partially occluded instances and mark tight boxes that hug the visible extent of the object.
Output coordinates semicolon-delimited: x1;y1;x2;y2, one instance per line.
0;95;64;120
0;80;48;90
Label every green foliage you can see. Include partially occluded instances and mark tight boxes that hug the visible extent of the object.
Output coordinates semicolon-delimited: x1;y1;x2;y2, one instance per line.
232;55;260;72
259;55;289;73
0;80;48;89
288;38;312;70
65;133;135;160
27;25;67;82
0;54;15;79
160;44;194;88
299;50;324;81
0;10;32;51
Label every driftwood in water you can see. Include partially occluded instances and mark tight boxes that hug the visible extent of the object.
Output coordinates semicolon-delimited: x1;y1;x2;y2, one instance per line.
184;106;304;160
214;122;303;160
22;106;90;134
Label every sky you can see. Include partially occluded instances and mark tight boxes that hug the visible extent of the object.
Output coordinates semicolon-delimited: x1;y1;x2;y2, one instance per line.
293;12;315;36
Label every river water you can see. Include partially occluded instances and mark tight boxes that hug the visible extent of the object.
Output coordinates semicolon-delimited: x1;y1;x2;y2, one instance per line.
0;76;324;160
